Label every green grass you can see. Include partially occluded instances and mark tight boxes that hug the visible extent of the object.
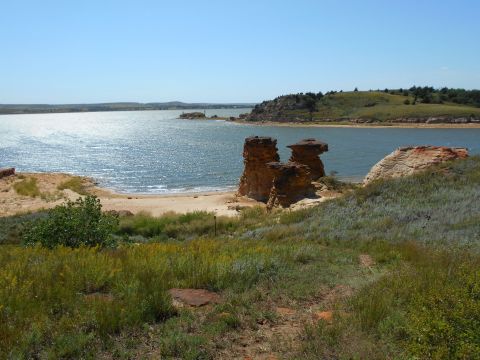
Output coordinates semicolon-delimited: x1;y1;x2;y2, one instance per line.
1;157;480;358
13;177;41;197
300;242;480;359
286;91;480;122
0;239;321;358
117;207;269;241
56;176;89;195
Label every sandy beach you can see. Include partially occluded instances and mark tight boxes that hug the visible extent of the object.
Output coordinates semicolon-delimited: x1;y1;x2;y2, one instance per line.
0;172;262;217
0;172;343;218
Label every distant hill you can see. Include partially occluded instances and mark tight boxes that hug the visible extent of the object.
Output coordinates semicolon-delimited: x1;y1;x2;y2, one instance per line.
245;87;480;123
0;102;255;115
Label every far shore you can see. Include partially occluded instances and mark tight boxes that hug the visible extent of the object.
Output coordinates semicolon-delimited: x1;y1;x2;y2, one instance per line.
229;119;480;129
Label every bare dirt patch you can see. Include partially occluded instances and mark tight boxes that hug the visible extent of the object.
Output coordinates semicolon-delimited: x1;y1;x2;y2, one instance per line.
215;284;355;359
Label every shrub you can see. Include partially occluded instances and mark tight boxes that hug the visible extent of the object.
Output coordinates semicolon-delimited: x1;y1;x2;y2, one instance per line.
23;195;118;248
403;99;410;105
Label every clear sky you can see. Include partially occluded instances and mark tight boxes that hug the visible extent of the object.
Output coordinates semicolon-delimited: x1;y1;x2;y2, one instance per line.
1;0;479;104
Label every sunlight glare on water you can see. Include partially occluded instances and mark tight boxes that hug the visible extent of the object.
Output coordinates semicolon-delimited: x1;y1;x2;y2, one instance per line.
1;109;479;193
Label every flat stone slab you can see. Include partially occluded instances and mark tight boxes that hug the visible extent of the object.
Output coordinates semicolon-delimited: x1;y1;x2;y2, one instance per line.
287;138;328;152
168;288;221;307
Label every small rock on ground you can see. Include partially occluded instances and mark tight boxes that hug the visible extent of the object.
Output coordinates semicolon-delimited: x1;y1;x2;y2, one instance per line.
168;288;221;307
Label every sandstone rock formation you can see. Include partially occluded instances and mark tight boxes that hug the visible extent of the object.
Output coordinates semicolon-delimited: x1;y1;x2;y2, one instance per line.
288;138;328;180
238;136;280;201
266;162;315;208
0;168;15;179
364;146;469;184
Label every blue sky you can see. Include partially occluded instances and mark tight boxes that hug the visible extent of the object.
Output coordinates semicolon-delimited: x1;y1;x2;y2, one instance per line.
1;0;479;103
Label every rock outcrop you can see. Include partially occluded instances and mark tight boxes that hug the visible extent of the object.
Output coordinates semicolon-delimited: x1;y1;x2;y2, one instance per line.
179;112;206;119
238;136;280;201
0;168;15;179
288;139;328;180
364;146;469;184
266;162;315;208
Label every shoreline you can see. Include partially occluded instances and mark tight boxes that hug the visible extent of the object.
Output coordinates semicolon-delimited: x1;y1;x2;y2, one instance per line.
0;171;344;218
0;172;260;217
229;119;480;129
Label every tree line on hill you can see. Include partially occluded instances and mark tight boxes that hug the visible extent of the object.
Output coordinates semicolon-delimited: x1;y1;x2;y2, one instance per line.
380;86;480;106
265;86;480;110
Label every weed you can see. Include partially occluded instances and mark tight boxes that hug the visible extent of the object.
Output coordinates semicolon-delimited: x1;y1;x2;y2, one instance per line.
13;178;40;197
57;176;89;195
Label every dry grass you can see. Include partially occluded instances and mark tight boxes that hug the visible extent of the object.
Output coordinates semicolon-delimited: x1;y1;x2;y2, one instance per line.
57;176;89;195
13;178;40;197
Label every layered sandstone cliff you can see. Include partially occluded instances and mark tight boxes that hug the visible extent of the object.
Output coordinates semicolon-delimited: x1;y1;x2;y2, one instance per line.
364;146;469;184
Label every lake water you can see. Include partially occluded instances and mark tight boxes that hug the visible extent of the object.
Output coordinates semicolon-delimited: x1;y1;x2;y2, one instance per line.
1;109;479;194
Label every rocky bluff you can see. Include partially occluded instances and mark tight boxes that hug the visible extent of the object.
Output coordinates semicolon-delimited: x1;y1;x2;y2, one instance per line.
364;146;469;184
238;136;328;207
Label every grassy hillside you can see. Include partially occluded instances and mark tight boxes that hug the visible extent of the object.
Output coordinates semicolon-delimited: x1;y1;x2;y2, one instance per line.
1;157;480;358
247;90;480;123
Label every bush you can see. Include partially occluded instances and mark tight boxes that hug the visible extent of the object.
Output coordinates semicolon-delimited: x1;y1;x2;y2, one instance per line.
23;196;119;248
403;99;410;105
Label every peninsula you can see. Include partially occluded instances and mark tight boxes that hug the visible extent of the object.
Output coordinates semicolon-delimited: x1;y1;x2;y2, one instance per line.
242;87;480;125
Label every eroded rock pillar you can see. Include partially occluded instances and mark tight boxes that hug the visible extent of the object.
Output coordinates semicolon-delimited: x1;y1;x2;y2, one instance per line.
238;136;280;202
288;138;328;180
266;161;315;208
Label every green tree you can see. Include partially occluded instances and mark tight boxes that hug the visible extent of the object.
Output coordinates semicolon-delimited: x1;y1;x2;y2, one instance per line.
304;97;317;121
